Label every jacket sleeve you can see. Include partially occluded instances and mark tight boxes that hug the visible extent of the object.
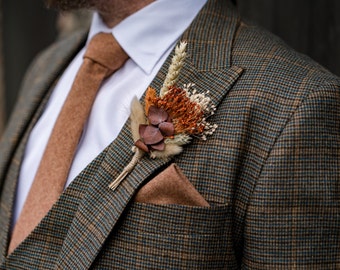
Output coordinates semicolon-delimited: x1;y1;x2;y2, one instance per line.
242;80;340;269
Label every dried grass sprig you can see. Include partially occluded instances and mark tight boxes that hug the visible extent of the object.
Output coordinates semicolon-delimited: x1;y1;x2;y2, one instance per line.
130;97;147;141
160;41;187;97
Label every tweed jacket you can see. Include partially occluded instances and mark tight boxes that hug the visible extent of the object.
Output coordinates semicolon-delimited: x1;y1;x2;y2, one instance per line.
0;0;339;269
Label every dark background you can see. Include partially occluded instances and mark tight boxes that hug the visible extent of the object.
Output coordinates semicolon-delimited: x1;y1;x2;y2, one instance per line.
2;0;340;122
3;1;58;120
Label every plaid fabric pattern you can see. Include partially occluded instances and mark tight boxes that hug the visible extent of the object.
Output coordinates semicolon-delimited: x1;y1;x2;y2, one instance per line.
3;149;108;270
92;203;237;269
0;0;339;269
0;77;55;263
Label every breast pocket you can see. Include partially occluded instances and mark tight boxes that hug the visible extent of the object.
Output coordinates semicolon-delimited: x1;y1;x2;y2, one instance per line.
94;202;238;270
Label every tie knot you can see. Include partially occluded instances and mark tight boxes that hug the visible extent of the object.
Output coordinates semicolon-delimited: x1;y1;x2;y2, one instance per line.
84;32;129;73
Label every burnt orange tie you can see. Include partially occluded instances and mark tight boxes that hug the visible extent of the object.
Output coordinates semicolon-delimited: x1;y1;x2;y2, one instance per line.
9;33;129;254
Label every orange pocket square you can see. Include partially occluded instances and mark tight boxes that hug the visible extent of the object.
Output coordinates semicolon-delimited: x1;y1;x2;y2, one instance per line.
134;164;210;207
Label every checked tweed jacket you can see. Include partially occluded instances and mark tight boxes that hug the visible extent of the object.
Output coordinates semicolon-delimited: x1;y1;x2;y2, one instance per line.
0;0;339;269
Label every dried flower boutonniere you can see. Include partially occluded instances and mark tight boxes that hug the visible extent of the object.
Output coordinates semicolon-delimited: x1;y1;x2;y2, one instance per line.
109;41;217;190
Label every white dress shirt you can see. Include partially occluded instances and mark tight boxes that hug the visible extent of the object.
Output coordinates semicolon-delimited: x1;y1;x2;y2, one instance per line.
13;0;207;225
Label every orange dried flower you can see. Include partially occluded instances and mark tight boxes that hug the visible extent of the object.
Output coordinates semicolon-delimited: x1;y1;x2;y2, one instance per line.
144;87;157;115
147;86;205;135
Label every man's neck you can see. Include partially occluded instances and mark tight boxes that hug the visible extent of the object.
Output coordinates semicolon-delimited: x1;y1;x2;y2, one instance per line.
97;0;155;28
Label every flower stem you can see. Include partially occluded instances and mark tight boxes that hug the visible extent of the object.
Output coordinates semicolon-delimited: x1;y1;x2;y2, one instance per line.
108;149;145;191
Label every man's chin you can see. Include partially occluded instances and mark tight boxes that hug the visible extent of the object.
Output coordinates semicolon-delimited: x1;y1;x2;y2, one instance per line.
45;0;94;10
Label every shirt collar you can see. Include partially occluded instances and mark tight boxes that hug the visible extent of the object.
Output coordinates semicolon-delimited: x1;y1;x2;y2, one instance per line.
87;0;207;74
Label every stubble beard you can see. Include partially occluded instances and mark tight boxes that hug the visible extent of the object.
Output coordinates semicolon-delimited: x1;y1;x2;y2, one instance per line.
45;0;95;10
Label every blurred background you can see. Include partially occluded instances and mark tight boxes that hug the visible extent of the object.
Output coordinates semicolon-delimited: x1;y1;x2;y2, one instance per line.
0;0;339;135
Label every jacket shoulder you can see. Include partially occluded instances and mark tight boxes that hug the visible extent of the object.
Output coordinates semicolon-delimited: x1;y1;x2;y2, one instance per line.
232;21;339;89
20;30;87;94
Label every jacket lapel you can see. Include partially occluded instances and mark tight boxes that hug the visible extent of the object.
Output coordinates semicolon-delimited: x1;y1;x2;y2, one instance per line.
56;0;243;268
0;30;87;191
0;31;87;262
